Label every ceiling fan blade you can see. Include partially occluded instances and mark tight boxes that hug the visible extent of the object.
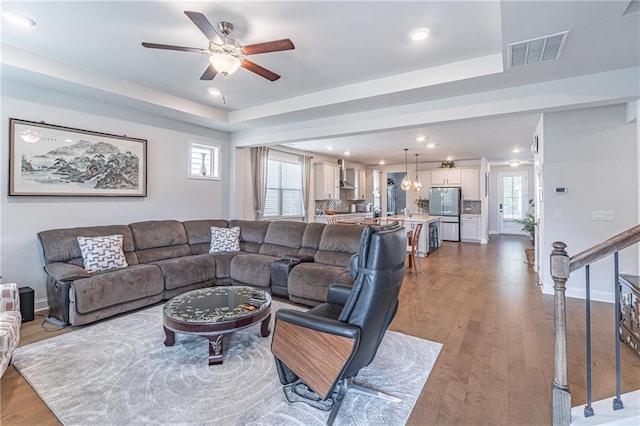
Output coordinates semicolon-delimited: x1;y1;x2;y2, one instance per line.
242;39;295;55
141;42;208;54
200;64;218;80
184;11;222;42
241;60;280;81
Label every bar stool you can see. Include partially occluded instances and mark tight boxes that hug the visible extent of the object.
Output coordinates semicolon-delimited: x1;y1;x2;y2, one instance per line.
406;223;423;270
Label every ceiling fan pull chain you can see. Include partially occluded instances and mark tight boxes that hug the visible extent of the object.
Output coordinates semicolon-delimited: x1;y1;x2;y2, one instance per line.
222;76;227;105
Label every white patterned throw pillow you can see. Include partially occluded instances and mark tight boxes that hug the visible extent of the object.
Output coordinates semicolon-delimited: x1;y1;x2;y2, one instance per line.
209;226;241;253
77;235;129;273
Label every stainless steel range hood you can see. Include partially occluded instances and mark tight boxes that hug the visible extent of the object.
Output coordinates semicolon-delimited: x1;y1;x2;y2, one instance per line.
338;159;355;189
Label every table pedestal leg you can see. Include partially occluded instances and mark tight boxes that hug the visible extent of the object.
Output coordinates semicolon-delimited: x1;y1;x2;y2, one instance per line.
261;314;271;337
207;335;225;365
163;326;175;347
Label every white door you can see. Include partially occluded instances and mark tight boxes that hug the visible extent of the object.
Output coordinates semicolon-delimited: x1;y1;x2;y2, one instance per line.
498;171;528;235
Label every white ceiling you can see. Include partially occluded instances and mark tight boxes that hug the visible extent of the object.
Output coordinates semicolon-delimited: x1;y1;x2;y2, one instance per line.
1;1;638;167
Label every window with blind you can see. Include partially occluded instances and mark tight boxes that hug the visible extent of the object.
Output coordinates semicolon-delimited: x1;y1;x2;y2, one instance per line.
189;141;220;180
264;151;303;217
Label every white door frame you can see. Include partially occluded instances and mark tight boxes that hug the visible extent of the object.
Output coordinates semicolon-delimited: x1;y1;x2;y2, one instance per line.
497;171;529;235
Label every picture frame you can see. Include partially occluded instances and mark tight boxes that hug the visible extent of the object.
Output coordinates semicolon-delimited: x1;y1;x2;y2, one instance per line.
9;118;147;197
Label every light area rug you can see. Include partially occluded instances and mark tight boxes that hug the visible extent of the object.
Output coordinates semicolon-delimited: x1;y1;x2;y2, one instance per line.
12;301;442;425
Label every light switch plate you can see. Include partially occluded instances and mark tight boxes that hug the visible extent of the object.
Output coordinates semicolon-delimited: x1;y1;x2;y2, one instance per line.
592;211;614;221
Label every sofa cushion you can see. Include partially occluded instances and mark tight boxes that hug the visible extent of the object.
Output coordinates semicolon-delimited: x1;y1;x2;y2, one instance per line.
129;220;191;264
71;264;164;314
314;224;364;267
153;254;216;290
259;221;307;257
298;222;325;258
229;220;270;253
129;220;187;250
210;226;241;253
209;252;237;279
37;225;138;265
77;235;129;273
287;262;354;303
183;219;230;245
230;253;279;288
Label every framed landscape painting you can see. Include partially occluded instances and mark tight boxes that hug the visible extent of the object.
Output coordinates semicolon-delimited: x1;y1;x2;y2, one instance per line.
9;118;147;197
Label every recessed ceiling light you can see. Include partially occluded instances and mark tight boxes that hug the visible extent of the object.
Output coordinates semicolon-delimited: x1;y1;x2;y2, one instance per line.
379;160;386;165
446;156;453;161
65;138;73;143
344;151;351;156
509;160;520;167
327;145;334;151
512;147;521;153
426;143;436;149
2;11;36;27
416;135;426;142
207;88;221;96
410;27;430;41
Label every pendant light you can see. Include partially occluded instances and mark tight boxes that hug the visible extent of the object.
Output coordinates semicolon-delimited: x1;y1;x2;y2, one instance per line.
400;148;413;190
412;153;423;191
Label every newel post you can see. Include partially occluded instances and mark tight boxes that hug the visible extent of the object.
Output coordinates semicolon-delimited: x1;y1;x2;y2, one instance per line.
551;241;571;426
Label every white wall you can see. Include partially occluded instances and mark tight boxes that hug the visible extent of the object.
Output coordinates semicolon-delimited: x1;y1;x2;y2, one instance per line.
1;95;231;309
540;104;638;302
488;164;535;234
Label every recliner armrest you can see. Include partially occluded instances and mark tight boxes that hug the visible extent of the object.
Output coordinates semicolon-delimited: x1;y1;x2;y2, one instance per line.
326;284;353;306
44;262;90;281
275;309;360;339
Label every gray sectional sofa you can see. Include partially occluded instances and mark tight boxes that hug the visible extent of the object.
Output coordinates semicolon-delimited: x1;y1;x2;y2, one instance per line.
37;219;365;326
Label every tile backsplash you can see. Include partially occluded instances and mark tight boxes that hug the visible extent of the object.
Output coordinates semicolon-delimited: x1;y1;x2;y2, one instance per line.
315;200;342;213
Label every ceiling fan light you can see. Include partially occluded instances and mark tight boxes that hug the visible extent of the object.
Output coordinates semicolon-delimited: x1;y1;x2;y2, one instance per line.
209;53;241;75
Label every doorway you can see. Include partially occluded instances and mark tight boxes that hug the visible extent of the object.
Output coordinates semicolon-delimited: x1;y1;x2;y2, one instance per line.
497;171;529;235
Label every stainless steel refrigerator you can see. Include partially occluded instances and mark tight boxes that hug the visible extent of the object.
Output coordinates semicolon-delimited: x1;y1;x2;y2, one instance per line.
428;187;461;241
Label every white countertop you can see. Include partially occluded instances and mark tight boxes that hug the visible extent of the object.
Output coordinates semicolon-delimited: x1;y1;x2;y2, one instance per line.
385;214;442;223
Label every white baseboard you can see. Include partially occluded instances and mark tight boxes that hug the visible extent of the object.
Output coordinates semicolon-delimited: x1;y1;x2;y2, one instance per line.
541;283;614;303
488;229;499;235
35;297;49;312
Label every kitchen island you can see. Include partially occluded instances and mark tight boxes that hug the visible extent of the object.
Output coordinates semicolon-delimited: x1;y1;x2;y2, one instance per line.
384;214;442;256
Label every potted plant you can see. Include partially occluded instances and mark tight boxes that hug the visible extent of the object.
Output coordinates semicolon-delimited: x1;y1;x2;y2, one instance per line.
517;213;536;242
415;197;428;213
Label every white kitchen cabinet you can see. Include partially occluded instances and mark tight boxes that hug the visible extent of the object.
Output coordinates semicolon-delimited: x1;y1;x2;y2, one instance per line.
314;163;340;200
461;215;480;242
358;170;367;200
462;169;480;200
366;170;380;202
431;169;462;186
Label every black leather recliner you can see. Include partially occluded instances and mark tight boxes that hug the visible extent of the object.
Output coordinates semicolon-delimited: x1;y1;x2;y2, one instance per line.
271;222;407;424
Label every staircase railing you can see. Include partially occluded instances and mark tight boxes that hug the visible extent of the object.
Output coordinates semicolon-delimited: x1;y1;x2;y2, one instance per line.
551;224;640;425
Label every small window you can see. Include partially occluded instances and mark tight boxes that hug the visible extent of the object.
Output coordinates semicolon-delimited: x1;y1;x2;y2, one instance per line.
189;141;220;180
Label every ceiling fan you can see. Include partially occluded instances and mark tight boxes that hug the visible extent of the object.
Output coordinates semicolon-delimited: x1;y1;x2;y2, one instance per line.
142;11;294;82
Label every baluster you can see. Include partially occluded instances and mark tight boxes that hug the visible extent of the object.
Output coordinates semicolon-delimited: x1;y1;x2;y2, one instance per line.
551;241;571;426
584;264;594;417
613;252;624;410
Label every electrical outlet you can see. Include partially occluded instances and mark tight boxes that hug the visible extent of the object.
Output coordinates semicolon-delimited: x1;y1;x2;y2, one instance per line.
554;210;562;220
592;211;614;221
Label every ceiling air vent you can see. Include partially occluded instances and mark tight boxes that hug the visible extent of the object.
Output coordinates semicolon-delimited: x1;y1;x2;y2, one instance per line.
508;31;569;68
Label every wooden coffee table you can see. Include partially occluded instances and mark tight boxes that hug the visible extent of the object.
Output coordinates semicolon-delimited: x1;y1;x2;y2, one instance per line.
162;286;271;365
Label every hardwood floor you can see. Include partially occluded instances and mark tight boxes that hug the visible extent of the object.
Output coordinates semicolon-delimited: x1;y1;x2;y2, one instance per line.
2;235;639;425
